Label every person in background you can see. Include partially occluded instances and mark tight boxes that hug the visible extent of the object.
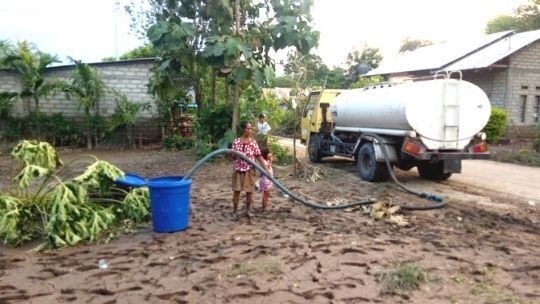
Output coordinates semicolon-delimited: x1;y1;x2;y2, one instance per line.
258;148;274;212
256;114;271;149
231;121;269;219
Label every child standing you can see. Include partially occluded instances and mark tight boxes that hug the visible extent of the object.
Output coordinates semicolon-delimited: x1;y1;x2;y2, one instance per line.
258;148;273;211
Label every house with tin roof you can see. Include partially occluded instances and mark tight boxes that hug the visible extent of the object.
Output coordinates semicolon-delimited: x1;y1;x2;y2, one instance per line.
366;30;540;128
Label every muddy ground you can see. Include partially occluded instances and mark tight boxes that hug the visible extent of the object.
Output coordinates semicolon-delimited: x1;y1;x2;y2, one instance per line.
0;149;539;303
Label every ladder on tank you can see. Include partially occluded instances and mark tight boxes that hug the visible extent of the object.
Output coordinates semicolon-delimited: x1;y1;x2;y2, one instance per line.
437;71;462;149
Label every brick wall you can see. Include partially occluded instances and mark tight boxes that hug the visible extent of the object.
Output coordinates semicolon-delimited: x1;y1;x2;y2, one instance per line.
0;59;161;141
507;40;540;125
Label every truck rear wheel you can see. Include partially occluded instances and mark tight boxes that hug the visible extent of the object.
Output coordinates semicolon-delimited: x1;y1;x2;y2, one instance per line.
417;161;452;181
357;143;390;182
308;134;323;163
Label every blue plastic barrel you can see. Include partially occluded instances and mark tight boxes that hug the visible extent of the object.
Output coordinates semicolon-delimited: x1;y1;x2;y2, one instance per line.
146;176;192;233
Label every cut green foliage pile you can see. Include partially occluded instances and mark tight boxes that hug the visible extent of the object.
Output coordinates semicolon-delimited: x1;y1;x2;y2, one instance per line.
0;140;150;248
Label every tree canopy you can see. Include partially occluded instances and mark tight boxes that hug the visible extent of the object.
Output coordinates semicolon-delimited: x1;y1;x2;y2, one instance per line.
131;0;319;135
0;40;14;69
399;37;433;53
281;50;347;89
344;46;382;87
120;44;156;60
486;0;540;33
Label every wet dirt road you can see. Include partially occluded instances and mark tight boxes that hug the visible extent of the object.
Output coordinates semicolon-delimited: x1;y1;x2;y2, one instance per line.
275;136;540;204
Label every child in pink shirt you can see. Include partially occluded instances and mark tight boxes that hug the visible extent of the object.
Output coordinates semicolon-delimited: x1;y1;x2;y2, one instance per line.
258;148;273;211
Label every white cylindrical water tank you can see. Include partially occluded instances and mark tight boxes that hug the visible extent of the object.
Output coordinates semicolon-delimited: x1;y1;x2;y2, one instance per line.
330;79;491;150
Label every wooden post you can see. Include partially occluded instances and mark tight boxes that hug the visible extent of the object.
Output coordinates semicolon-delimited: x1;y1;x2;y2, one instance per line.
293;104;297;177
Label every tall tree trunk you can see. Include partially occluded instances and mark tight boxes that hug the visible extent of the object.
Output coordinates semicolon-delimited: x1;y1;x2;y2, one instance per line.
231;0;241;136
194;83;203;115
225;83;230;103
235;0;241;32
33;96;42;140
211;69;217;106
231;84;240;137
85;110;92;150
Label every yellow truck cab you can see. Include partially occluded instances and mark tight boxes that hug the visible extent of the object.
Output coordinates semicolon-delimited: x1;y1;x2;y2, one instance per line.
300;90;343;145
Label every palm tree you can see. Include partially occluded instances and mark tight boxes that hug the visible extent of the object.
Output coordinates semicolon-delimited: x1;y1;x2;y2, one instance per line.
1;41;62;138
63;59;105;150
2;41;60;114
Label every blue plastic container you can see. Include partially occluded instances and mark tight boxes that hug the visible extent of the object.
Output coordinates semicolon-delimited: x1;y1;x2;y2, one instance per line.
115;173;147;188
147;176;192;233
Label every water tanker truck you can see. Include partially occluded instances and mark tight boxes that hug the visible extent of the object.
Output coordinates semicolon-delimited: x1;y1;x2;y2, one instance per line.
300;76;491;182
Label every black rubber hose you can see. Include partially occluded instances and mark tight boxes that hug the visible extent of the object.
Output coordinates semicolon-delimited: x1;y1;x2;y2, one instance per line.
182;135;446;211
360;133;446;210
182;148;376;210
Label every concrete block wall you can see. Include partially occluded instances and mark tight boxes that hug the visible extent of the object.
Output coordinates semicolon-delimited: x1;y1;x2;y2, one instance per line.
508;40;540;125
463;68;508;109
0;59;161;141
0;70;24;115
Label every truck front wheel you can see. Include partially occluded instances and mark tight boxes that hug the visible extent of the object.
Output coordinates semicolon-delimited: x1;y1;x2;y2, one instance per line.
417;161;452;181
357;143;390;182
308;134;323;163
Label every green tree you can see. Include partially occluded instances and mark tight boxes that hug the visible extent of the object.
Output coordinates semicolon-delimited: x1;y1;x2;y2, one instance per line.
350;75;383;89
270;75;295;87
284;50;323;88
283;50;347;89
399;37;433;53
486;0;540;33
0;40;14;69
345;46;382;87
144;0;319;136
119;44;156;60
109;89;149;148
323;67;347;89
2;41;60;114
61;59;106;150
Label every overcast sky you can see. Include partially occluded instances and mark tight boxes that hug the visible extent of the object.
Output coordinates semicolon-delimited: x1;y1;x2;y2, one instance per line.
0;0;530;68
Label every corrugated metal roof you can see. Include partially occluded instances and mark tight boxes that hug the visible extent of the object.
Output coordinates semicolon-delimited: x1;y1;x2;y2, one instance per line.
365;31;513;76
443;29;540;71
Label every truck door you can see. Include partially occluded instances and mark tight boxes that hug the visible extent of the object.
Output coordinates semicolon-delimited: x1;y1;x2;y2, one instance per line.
300;92;321;143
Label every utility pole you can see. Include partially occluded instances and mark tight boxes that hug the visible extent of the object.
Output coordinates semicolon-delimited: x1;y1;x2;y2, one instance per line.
113;1;119;59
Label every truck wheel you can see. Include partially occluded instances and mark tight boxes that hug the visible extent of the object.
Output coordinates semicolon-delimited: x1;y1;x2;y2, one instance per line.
417;161;452;181
357;143;390;182
308;134;323;163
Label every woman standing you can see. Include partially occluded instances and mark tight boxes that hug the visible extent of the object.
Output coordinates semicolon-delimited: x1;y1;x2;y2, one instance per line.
231;121;268;218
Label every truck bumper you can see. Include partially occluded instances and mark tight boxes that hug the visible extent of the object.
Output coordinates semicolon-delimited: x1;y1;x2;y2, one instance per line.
415;152;490;161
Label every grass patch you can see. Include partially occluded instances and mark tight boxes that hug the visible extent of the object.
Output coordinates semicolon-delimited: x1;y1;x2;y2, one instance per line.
225;257;283;278
471;267;523;304
491;148;540;167
375;262;427;294
455;222;482;234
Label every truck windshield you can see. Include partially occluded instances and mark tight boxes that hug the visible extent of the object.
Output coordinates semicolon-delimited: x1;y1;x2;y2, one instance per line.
303;92;321;118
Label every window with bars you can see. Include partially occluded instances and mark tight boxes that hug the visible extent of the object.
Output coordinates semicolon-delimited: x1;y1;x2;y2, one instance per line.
520;95;527;123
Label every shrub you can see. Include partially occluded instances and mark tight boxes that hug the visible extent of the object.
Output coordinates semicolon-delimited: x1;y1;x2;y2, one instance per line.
268;137;292;166
194;136;217;159
196;103;232;143
484;107;507;144
163;134;194;151
0;113;82;146
534;124;540;153
274;109;297;135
